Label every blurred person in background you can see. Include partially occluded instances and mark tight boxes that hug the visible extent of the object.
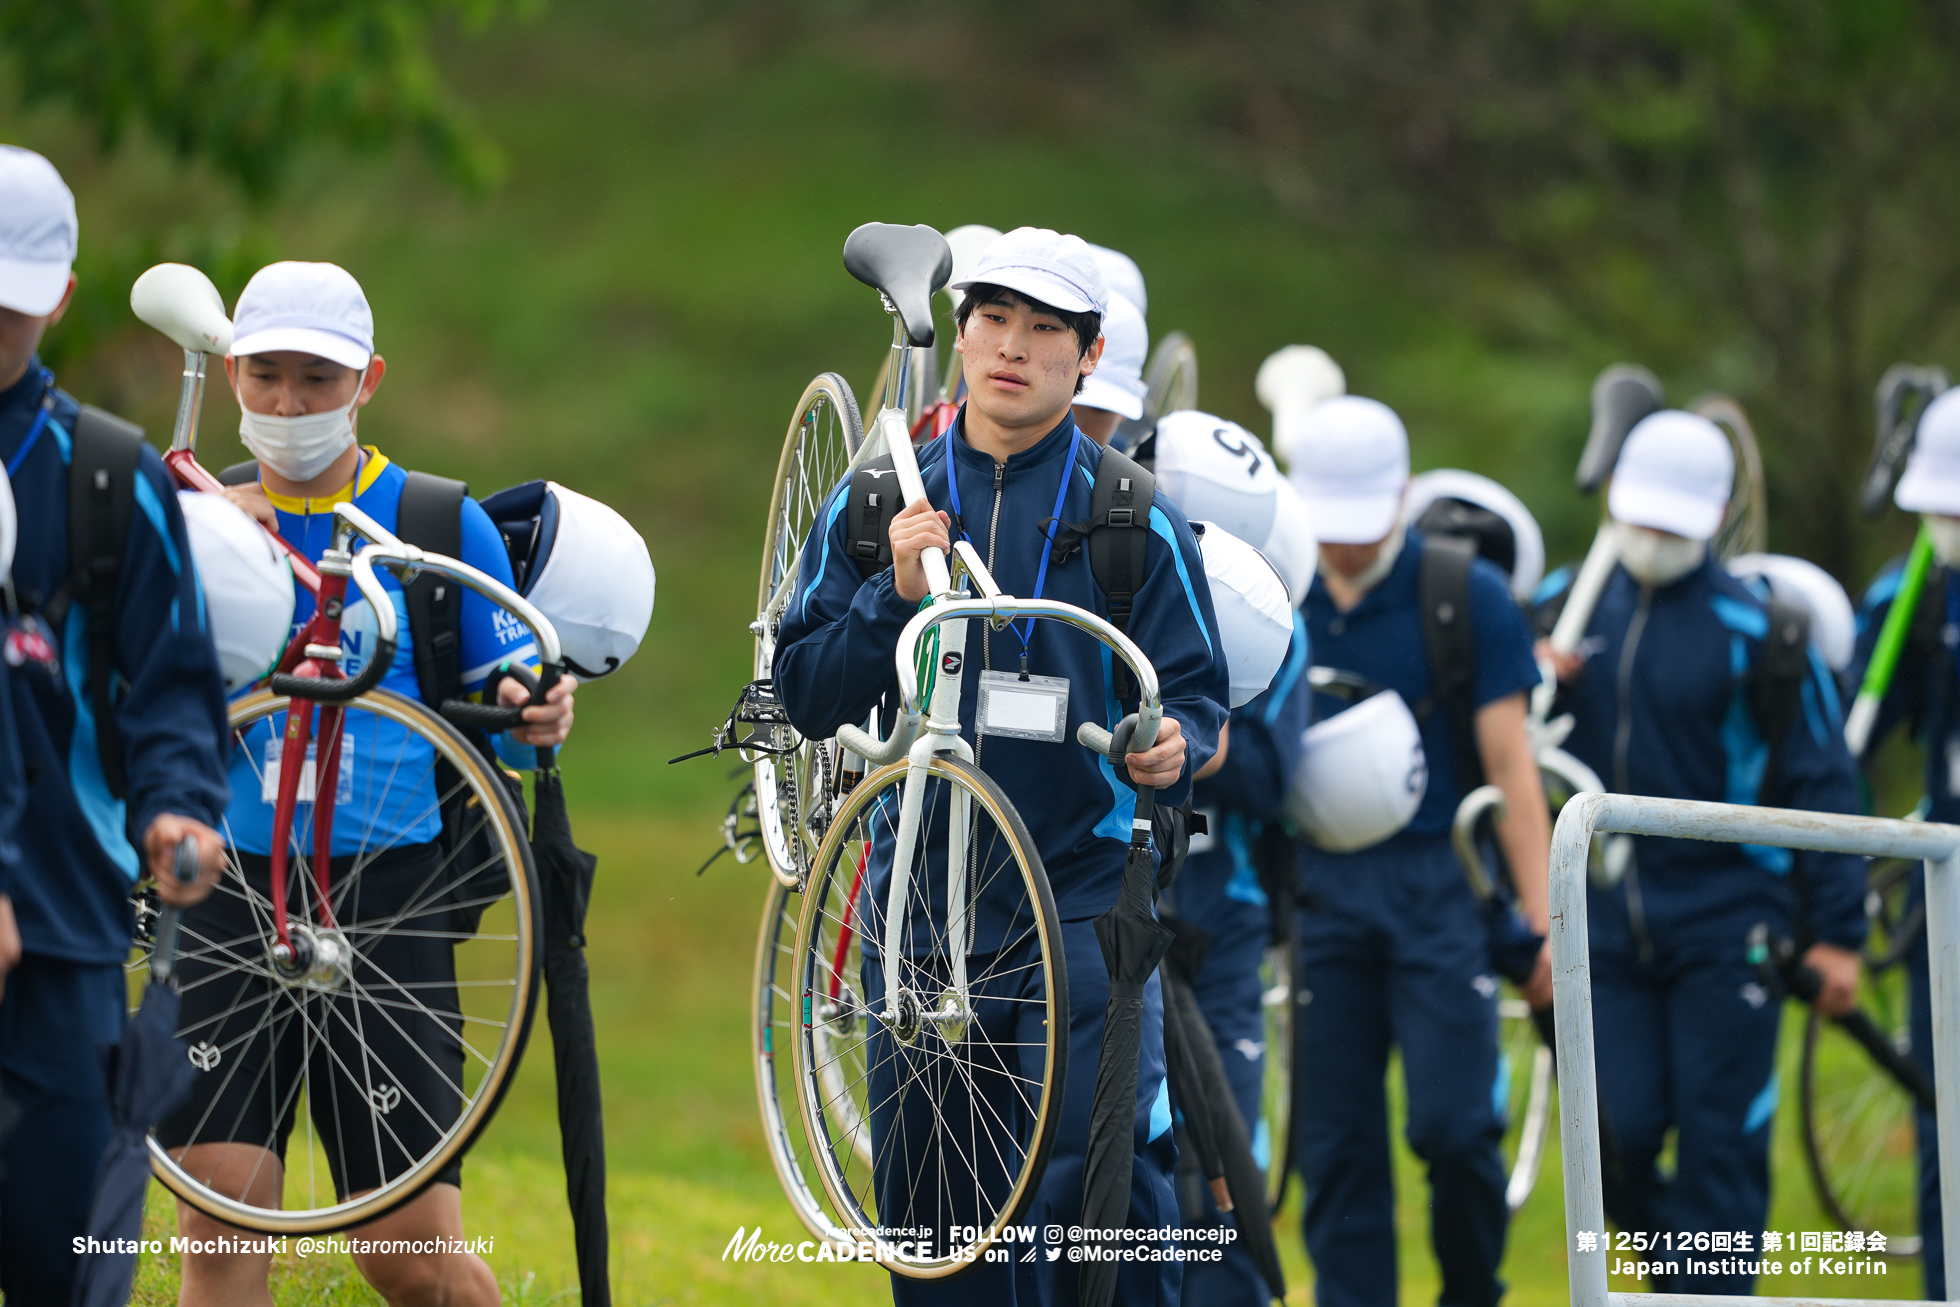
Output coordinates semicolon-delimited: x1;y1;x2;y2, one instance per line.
1539;411;1863;1295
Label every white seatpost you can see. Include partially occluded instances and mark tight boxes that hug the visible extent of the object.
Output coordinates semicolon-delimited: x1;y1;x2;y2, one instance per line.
1533;522;1618;722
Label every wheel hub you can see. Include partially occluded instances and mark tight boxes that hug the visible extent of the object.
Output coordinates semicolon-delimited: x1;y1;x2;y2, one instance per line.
271;923;352;993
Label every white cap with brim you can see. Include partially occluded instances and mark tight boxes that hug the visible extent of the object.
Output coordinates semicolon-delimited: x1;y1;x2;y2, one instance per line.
1074;293;1147;420
952;226;1108;317
1895;389;1960;516
1286;396;1410;544
228;261;374;370
0;146;77;317
1607;410;1732;542
1089;244;1147;317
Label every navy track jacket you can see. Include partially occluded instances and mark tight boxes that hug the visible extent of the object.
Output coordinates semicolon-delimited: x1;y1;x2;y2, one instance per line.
0;359;230;963
1543;555;1865;950
773;411;1229;926
1851;560;1960;823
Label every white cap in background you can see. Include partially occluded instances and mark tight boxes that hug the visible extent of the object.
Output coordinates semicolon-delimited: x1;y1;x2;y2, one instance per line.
1894;390;1960;516
952;227;1109;317
1089;244;1147;317
0;147;78;316
1607;410;1732;541
1285;396;1410;544
229;261;375;369
1074;294;1147;420
942;224;1003;308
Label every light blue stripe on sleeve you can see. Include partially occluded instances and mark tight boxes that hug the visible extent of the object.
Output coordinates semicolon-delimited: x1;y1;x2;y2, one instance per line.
798;484;853;623
1148;506;1212;658
131;474;181;575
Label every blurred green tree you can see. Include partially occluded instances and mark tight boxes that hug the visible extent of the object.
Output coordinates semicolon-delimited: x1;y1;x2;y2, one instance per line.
894;0;1960;578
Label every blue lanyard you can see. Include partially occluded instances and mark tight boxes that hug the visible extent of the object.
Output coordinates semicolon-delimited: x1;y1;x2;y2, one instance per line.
6;370;56;479
944;425;1082;656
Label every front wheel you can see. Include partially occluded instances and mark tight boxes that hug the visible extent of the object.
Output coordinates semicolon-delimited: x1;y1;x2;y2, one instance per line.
136;687;540;1233
792;756;1067;1278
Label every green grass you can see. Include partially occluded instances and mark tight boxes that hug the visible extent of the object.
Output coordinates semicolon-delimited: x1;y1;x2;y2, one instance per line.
8;1;1938;1300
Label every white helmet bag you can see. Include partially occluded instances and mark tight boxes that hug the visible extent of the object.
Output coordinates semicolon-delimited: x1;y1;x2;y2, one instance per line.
481;480;654;678
177;491;295;692
1196;523;1294;708
1727;553;1856;673
1285;690;1427;852
1149;409;1317;603
0;466;15;587
1403;469;1546;602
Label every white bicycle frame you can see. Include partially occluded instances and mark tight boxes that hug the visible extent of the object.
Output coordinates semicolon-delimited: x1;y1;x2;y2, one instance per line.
833;311;1164;1028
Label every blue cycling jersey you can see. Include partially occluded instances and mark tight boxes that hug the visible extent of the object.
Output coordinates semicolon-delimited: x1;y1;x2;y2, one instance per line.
225;449;536;856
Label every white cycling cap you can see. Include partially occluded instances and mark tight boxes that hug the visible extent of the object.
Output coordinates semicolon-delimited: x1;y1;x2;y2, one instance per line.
1074;294;1147;420
1404;468;1546;602
1894;389;1960;516
229;261;374;369
1727;552;1857;673
1286;690;1427;851
178;491;296;692
952;227;1108;317
1286;396;1409;545
0;147;77;316
1195;523;1294;708
480;480;655;679
1258;345;1347;469
1089;244;1147;317
1608;410;1732;542
942;224;1002;307
1149;409;1317;602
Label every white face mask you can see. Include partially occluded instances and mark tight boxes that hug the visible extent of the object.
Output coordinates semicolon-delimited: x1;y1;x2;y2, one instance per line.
1927;515;1960;568
1613;520;1705;588
1321;522;1405;593
236;370;364;483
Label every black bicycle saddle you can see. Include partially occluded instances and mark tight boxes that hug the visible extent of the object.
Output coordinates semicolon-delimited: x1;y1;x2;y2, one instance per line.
842;222;953;348
1575;363;1666;493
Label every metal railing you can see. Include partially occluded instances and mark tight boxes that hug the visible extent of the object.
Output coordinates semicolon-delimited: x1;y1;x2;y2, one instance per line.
1549;793;1960;1307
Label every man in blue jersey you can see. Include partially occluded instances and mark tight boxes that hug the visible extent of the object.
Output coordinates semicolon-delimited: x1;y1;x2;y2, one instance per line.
0;146;231;1305
1541;412;1862;1295
162;261;575;1307
1287;396;1552;1307
1844;389;1960;1299
774;226;1229;1305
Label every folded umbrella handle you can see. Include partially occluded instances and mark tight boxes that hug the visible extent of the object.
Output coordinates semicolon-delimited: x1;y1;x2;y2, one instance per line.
150;835;201;984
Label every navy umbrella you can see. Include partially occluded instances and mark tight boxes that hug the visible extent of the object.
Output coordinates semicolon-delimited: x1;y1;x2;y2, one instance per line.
72;838;200;1307
532;751;611;1307
1078;719;1176;1307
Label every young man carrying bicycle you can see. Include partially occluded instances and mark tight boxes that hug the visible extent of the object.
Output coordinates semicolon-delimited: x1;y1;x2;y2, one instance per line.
163;261;576;1307
0;146;232;1304
774;227;1228;1305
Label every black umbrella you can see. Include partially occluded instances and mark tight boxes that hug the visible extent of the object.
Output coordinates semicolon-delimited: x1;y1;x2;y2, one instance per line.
1078;739;1176;1307
1161;963;1287;1302
72;838;200;1307
531;752;611;1307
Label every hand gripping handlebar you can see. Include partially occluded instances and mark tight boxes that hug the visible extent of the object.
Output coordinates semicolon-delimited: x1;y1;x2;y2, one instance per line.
834;595;1163;766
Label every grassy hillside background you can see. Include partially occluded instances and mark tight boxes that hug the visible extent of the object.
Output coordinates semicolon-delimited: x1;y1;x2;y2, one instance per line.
3;0;1932;1301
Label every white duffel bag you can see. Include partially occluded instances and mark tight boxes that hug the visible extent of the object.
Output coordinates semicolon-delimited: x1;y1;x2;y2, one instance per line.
481;480;655;679
1285;689;1427;852
178;491;296;692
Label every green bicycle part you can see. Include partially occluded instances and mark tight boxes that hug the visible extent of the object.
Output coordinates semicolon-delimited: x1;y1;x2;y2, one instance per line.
1846;525;1934;756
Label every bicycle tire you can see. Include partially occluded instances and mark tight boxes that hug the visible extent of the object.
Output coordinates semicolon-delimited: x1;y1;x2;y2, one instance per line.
138;686;540;1233
754;874;865;1242
1800;869;1923;1258
792;756;1067;1278
1142;331;1199;422
1690;395;1769;560
1498;997;1555;1212
755;372;866;888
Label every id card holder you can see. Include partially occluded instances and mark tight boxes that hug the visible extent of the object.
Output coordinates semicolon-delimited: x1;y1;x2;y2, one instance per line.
263;734;355;805
977;671;1070;743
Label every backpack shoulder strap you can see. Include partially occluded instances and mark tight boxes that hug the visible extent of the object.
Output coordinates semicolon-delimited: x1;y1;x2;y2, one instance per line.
1085;443;1154;697
1418;533;1484;792
395;470;469;711
1752;596;1812;804
844;454;899;579
68;406;148;802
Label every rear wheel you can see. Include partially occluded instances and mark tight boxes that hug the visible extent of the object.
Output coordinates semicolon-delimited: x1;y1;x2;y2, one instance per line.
135;687;539;1233
793;756;1066;1278
1260;941;1294;1214
755;372;866;888
1498;997;1554;1212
